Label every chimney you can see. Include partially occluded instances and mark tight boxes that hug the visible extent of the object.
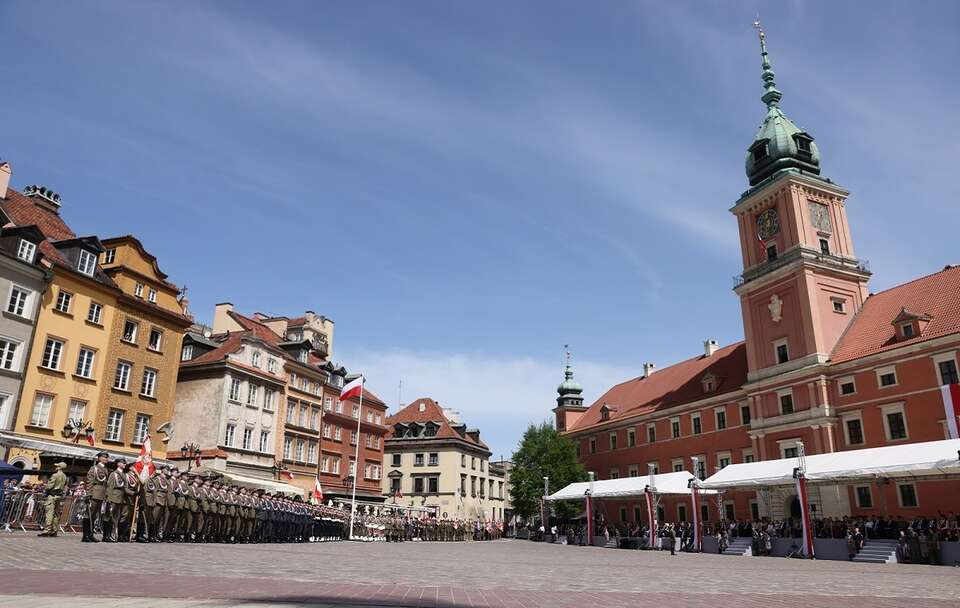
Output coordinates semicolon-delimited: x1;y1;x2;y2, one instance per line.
0;161;10;198
212;302;235;334
22;184;62;211
704;339;719;357
643;362;656;377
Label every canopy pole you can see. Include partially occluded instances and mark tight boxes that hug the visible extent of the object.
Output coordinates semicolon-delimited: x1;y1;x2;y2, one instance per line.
793;441;815;559
689;457;702;552
585;472;595;546
646;464;658;549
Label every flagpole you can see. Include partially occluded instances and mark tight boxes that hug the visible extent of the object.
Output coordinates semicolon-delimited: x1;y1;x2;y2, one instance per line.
348;375;363;540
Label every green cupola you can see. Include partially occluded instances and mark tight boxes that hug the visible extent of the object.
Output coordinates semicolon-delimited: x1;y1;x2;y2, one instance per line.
745;23;821;187
556;348;584;409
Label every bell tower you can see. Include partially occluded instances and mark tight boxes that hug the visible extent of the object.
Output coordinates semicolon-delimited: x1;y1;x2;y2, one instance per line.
732;23;871;381
553;346;586;432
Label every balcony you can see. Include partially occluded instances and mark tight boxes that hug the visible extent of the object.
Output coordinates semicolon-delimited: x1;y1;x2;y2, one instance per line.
734;247;870;289
748;404;837;435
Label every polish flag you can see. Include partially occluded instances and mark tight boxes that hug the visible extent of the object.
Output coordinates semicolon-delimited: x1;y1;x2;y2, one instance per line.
85;429;95;446
941;384;960;439
313;477;323;501
340;375;364;402
132;434;156;481
280;470;294;481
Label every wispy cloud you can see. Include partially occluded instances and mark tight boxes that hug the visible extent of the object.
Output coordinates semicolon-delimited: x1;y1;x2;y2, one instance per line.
340;347;636;459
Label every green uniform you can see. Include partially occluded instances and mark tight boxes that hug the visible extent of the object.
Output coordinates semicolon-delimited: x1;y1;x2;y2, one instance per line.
41;469;68;534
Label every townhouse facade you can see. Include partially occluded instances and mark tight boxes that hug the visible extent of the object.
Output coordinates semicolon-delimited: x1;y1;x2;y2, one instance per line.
384;398;507;521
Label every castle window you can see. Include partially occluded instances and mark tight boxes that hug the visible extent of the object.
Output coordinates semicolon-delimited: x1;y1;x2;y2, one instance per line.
778;390;794;415
937;359;959;385
766;244;777;262
832;298;846;314
819;238;830;255
900;323;915;339
752;142;769;162
774;339;789;365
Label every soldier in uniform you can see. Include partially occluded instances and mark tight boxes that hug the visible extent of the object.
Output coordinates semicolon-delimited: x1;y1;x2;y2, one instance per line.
184;475;200;541
38;462;68;537
153;467;171;541
103;459;127;542
175;470;189;541
200;479;215;542
165;468;181;541
123;464;144;542
193;476;208;542
142;468;158;542
84;451;109;541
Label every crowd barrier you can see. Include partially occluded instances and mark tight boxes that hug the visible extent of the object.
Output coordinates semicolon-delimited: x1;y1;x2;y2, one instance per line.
1;491;83;533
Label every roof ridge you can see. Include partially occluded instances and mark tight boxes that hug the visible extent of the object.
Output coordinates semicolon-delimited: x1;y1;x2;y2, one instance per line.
865;264;960;299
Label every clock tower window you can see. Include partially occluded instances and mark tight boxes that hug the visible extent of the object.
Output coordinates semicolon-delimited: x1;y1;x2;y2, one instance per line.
766;243;778;262
819;238;830;255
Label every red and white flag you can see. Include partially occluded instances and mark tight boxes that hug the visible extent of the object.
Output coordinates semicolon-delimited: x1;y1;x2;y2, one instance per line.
280;469;294;481
796;475;815;558
313;476;323;501
132;434;156;481
85;429;95;446
941;384;960;439
645;491;657;548
340;375;364;402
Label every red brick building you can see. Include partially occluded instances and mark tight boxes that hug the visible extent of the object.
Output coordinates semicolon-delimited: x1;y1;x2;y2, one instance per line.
555;33;960;526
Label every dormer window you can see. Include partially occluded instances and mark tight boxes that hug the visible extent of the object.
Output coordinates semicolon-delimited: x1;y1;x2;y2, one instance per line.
77;250;96;276
794;133;814;156
701;374;717;394
901;323;914;339
103;248;116;264
16;239;36;263
298;350;308;363
891;307;931;341
751;140;769;163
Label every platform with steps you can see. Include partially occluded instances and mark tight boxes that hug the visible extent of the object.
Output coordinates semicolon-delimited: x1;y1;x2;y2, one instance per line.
722;537;753;556
852;539;898;564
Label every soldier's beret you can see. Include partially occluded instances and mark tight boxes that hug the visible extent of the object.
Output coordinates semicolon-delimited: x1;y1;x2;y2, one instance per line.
54;461;67;469
96;451;109;458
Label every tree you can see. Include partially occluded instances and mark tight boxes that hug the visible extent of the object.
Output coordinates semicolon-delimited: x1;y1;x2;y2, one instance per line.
509;422;586;522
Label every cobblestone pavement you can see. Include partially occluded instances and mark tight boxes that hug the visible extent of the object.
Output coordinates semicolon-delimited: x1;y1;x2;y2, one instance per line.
1;535;959;607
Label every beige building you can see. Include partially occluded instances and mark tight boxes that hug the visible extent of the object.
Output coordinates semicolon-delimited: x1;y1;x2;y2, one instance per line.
383;398;506;521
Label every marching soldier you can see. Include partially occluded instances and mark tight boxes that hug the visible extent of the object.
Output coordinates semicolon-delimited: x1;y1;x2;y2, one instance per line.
184;474;199;541
165;468;181;541
142;468;158;542
84;451;109;542
103;459;127;542
175;470;189;541
38;462;68;537
153;467;171;541
191;476;205;542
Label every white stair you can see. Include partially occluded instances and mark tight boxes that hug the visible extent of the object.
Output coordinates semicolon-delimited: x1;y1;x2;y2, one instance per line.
852;539;898;564
722;536;753;556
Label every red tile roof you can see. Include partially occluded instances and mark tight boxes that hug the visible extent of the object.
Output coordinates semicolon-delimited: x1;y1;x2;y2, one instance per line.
831;265;960;363
568;342;748;432
386;397;488;449
184;332;246;365
2;188;75;263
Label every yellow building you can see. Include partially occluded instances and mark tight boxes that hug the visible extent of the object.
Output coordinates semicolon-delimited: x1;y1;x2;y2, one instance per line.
0;186;188;474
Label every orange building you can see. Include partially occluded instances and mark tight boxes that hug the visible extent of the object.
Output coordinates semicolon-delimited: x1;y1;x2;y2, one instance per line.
555;32;960;525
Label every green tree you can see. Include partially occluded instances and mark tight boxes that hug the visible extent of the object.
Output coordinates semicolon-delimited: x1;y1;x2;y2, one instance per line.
509;422;586;522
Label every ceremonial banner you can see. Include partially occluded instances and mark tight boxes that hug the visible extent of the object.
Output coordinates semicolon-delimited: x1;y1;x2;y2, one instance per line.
941;384;960;439
132;434;155;481
690;485;702;552
585;492;593;545
795;475;815;558
645;490;657;548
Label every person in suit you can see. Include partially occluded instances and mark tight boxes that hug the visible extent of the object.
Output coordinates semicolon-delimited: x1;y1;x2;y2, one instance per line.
37;462;68;537
103;459;127;542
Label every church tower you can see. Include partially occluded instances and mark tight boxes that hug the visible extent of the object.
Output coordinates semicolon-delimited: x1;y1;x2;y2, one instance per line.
553;348;586;432
732;24;871;380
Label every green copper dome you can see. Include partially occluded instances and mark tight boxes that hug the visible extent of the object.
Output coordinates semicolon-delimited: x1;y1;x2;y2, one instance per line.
557;364;583;396
745;26;821;187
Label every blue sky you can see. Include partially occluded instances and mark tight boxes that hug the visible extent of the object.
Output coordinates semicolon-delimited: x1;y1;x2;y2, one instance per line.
2;1;958;459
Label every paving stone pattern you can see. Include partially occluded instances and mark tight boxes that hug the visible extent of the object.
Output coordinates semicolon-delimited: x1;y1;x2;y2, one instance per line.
1;536;959;607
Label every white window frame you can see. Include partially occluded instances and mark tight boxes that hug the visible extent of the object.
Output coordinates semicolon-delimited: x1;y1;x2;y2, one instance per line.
609;431;617;450
122;319;139;344
228;378;242;402
41;337;64;371
670;416;681;439
224;424;236;447
87;301;103;325
133;414;150;445
267;358;277;373
0;337;21;371
147;288;157;303
54;289;73;313
246;383;258;406
259;430;269;453
830;296;847;314
777;388;795;415
647;462;659;475
103;248;116;264
881;402;909;441
30;393;53;427
181;344;193;361
242;427;253;450
773;337;789;365
714;406;727;430
140;367;157;398
147;328;163;352
75;347;96;378
932;351;959;385
778;438;801;459
114;360;132;391
842;411;866;446
609;468;620;479
77;250;96;276
334;426;341;441
251;351;261;368
7;284;31;317
876;365;898;388
896;482;919;508
647;423;656;443
134;283;144;298
716;451;732;471
742;448;755;463
17;239;36;263
853;485;873;509
105;409;124;441
627;465;639;477
283;436;292;460
264;388;275;411
691;412;702;435
838;375;857;396
671;458;684;473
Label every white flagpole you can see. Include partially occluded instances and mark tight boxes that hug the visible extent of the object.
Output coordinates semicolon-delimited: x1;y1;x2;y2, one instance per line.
348;375;364;540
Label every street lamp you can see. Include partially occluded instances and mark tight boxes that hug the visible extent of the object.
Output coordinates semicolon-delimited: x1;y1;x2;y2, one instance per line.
62;418;94;443
180;442;201;472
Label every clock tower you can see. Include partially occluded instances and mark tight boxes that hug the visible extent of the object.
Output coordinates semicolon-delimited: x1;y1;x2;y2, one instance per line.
732;25;871;380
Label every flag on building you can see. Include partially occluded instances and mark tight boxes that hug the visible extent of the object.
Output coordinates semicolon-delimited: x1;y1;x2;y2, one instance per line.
132;434;156;481
941;383;960;439
340;375;364;402
85;429;95;446
313;476;323;501
280;469;294;481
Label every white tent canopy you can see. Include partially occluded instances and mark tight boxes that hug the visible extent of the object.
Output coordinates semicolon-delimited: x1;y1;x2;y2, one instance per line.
208;468;306;497
702;438;960;490
546;471;714;501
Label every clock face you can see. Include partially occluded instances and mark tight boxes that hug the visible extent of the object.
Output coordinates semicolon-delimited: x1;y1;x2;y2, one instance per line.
808;201;832;232
757;208;780;240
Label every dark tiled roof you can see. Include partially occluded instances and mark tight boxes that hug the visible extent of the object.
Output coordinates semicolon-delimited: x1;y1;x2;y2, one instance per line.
386;397;488;448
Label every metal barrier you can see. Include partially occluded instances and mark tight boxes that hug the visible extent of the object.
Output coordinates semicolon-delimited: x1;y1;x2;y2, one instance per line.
1;490;83;533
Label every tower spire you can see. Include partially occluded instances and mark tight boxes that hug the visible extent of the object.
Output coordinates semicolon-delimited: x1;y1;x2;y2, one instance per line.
753;19;782;109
